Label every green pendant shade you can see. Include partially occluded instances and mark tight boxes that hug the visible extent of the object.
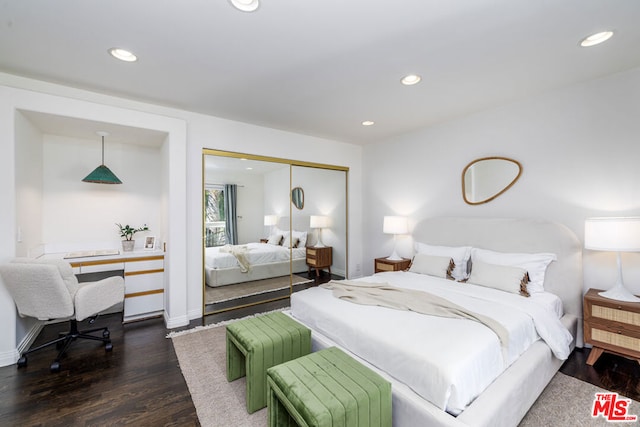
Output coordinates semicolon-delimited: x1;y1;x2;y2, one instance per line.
82;132;122;184
82;165;122;184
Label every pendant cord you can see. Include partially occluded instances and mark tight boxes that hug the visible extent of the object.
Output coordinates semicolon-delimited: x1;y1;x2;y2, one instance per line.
101;136;105;165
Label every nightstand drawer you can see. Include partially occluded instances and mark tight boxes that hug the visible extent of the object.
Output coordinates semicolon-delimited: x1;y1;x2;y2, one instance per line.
590;327;640;354
376;262;395;272
592;304;640;327
374;257;411;273
307;258;318;266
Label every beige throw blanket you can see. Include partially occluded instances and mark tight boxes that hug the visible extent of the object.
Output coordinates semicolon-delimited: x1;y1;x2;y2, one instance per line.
321;280;510;351
219;245;251;272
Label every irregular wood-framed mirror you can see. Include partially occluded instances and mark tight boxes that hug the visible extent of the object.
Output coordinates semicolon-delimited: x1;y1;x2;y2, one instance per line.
202;149;348;317
462;156;522;205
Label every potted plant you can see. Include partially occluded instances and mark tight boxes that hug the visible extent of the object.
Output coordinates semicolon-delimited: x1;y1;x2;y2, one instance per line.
116;223;149;252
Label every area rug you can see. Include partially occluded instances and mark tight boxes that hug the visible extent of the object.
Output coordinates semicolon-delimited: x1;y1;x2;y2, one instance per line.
205;275;311;305
172;323;639;427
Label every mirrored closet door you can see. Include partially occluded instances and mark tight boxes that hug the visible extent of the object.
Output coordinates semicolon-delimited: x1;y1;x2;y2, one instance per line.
202;149;348;316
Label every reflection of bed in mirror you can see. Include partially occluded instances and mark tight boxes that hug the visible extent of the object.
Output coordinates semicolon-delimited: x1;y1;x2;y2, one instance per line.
205;241;307;288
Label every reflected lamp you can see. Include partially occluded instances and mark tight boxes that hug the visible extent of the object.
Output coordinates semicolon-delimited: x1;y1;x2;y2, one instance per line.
310;215;329;248
585;217;640;302
264;215;277;235
383;216;408;261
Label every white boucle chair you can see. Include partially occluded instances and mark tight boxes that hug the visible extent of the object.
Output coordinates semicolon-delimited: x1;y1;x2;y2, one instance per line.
0;258;125;372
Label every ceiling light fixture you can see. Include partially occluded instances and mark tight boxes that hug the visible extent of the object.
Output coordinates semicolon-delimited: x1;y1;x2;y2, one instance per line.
579;31;614;47
108;48;138;62
82;131;123;184
229;0;259;12
401;74;422;86
362;121;375;126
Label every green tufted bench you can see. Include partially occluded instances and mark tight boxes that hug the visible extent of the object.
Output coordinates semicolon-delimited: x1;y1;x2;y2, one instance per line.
266;346;392;427
226;311;311;413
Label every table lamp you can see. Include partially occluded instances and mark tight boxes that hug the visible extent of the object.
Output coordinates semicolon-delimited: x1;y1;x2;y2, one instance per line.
584;217;640;302
310;215;329;247
264;215;277;235
383;216;408;261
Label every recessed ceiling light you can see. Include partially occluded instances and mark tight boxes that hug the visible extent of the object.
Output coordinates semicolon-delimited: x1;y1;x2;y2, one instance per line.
229;0;259;12
401;74;422;86
362;121;375;126
579;31;614;47
108;48;137;62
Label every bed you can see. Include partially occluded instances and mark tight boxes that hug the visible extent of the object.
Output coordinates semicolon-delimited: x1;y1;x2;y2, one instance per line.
205;241;307;287
288;217;583;427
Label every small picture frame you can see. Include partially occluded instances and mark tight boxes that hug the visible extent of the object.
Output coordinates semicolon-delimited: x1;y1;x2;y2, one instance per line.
144;236;156;251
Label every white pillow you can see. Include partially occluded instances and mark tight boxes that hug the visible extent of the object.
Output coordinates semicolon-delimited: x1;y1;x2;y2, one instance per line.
467;260;530;297
414;242;471;281
409;253;454;279
291;230;308;248
267;234;283;245
470;248;556;293
282;235;299;249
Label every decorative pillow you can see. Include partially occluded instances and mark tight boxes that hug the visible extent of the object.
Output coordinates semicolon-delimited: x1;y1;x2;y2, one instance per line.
267;234;283;245
282;235;299;249
470;248;556;293
414;242;471;281
291;230;308;248
409;253;455;280
467;260;530;297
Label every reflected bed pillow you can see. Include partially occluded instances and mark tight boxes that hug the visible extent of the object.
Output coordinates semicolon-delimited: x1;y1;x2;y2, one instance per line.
267;234;283;245
414;242;471;281
467;260;530;297
470;248;556;293
282;235;299;249
409;253;454;280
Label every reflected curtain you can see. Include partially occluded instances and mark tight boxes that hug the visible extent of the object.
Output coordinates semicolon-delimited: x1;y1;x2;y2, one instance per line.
224;184;238;245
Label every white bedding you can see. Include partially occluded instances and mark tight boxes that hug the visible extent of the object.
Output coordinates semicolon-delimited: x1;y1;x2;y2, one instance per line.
290;270;573;415
205;242;306;270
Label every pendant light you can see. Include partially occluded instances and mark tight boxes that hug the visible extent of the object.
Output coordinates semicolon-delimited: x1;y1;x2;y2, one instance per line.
82;131;123;184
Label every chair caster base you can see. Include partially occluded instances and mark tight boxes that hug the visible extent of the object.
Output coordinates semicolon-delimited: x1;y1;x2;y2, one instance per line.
17;356;27;368
50;361;60;373
105;342;113;352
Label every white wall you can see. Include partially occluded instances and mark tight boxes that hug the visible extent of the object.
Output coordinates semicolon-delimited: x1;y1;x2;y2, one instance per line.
41;134;163;252
363;66;640;295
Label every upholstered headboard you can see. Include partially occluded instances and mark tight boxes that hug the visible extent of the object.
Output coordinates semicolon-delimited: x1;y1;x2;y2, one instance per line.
412;217;584;347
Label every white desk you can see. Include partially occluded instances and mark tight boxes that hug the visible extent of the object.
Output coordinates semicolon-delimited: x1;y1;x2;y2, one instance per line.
43;251;165;323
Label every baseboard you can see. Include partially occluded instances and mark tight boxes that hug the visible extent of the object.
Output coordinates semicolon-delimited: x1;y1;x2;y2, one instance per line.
0;348;19;367
0;322;44;367
165;312;189;329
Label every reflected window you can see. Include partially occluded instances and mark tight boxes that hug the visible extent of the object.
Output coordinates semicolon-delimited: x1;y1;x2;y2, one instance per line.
205;185;226;247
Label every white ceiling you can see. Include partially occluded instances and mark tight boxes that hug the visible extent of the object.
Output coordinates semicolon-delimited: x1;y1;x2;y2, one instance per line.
2;1;639;145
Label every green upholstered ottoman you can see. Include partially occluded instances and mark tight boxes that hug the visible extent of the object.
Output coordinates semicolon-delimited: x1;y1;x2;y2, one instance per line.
266;346;392;427
226;311;311;413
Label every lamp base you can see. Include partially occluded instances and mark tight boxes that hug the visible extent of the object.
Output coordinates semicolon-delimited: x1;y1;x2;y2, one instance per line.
599;283;640;303
386;250;402;261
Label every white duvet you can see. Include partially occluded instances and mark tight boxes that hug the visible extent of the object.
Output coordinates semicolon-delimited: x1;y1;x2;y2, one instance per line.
290;271;573;415
205;242;305;270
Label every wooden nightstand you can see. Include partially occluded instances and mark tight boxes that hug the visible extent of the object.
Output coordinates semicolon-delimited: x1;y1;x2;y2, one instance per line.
374;257;411;273
584;288;640;365
307;246;332;277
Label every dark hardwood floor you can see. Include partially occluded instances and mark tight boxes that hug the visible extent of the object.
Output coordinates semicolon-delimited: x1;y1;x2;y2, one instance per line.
2;280;639;426
559;347;640;402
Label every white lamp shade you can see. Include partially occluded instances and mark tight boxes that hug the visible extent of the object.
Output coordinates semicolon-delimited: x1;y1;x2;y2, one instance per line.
584;217;640;251
383;216;408;235
310;215;329;229
264;215;277;226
